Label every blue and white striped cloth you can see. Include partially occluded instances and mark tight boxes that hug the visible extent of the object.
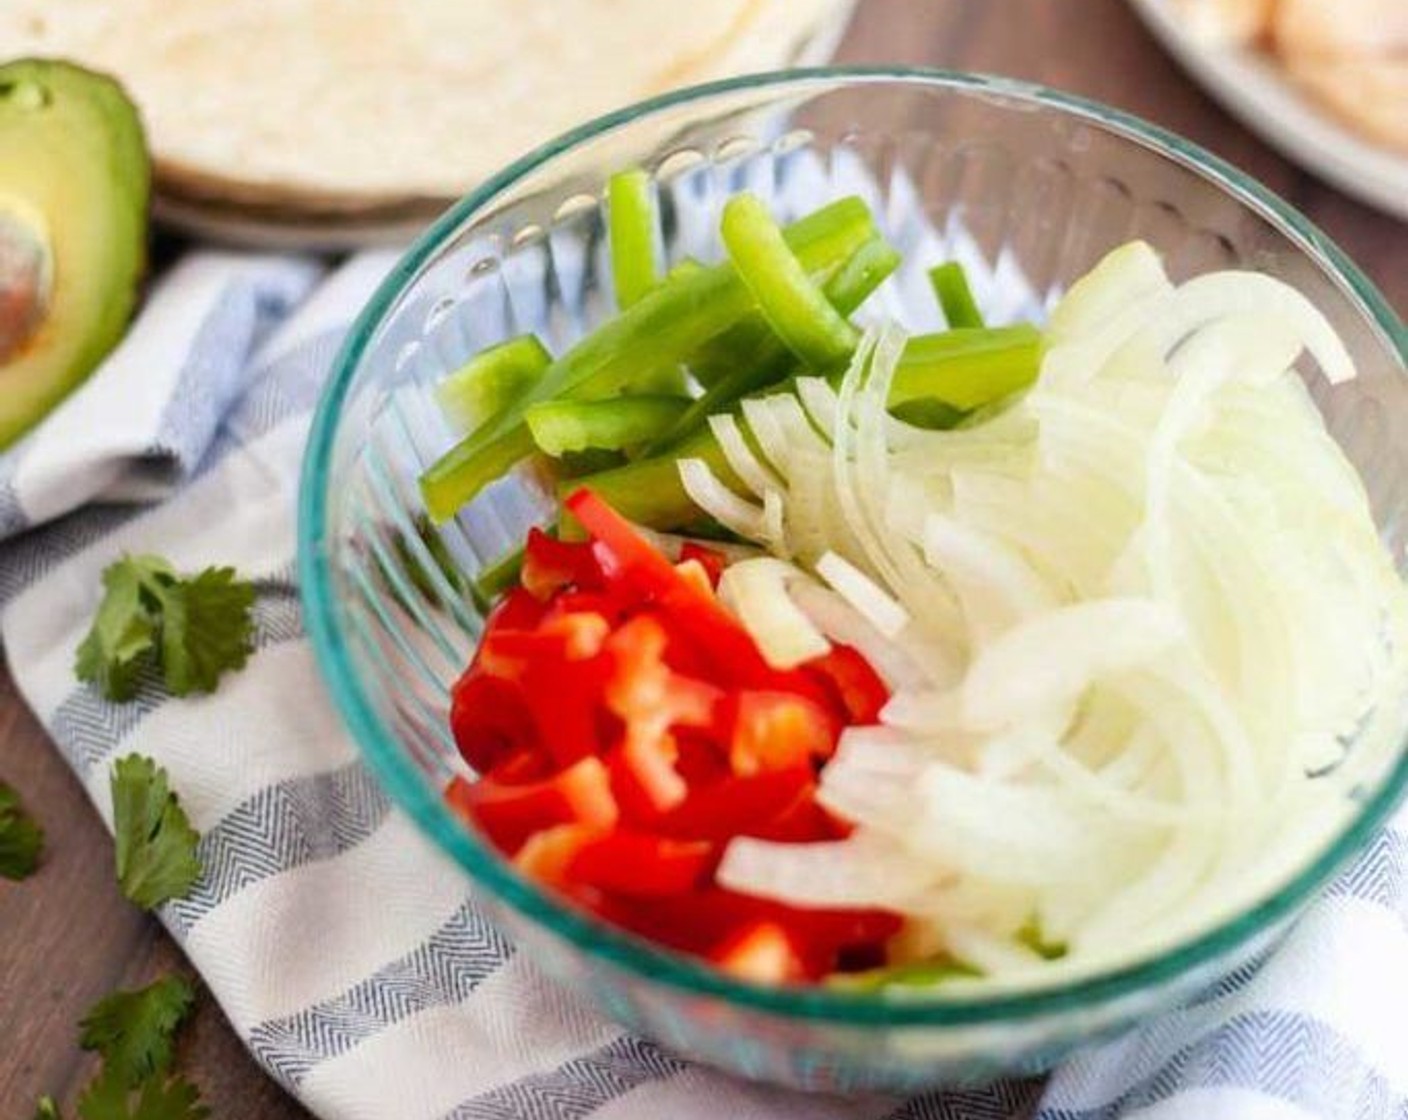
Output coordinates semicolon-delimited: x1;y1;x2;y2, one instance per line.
1;249;1403;1120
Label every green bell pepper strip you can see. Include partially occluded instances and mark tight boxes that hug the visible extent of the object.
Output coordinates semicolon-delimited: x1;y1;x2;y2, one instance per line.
888;398;966;430
888;325;1044;412
525;395;690;457
928;261;985;330
571;324;1044;531
560;427;736;530
684;232;897;391
645;236;903;455
826;957;980;992
434;334;551;434
607;168;658;309
720;192;858;371
419;196;877;522
469;545;525;609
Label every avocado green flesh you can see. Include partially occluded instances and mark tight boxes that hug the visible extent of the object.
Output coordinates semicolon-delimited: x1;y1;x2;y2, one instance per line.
0;59;149;450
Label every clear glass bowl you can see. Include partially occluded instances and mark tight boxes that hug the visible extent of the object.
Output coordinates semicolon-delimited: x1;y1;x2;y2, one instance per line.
298;69;1408;1092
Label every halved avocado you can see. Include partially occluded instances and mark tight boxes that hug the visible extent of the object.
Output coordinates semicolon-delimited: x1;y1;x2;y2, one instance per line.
0;59;149;450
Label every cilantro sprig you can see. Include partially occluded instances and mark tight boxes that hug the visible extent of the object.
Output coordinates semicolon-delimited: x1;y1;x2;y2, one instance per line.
37;975;207;1120
75;556;256;702
77;1072;208;1120
80;976;196;1088
0;779;44;880
111;755;202;910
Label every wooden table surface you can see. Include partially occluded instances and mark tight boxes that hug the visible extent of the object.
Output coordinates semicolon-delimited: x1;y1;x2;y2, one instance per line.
2;1;1404;1115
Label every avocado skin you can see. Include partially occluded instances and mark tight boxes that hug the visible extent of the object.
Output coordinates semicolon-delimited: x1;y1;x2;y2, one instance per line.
0;58;150;450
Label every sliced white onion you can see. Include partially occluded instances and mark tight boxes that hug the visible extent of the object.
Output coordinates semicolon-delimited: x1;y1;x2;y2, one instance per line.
1046;240;1171;342
717;557;830;669
922;514;1059;646
708;413;780;499
740;395;794;476
677;457;766;541
960;599;1184;731
816;550;910;638
696;242;1408;985
718;833;941;910
788;579;942;690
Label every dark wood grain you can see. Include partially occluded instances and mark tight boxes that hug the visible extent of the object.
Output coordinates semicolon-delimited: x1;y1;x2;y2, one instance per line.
1;2;1403;1115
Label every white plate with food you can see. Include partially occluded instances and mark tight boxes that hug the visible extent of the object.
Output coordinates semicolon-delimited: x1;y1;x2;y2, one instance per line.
1130;0;1408;220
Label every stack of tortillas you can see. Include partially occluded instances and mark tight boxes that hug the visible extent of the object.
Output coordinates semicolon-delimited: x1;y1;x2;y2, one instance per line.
0;0;855;246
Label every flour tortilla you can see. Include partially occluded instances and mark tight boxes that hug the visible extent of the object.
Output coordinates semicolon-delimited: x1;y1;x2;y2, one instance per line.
0;0;852;208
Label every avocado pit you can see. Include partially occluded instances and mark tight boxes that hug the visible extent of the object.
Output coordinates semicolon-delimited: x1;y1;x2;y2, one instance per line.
0;204;52;365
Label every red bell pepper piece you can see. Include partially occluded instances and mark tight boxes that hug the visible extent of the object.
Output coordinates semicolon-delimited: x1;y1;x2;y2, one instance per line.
599;887;900;966
747;789;851;842
489;748;553;785
521;527;604;601
483;585;548;635
805;644;890;724
604;615;724;734
449;669;536;775
679;541;728;587
446;757;618;852
512;822;599;885
479;611;610;676
673;557;715;597
608;733;689;820
655;766;814;842
565;830;715;897
708;921;809;984
565;489;780;688
727;690;838;776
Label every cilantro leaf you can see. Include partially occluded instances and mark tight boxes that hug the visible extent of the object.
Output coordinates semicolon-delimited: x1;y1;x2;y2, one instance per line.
78;1071;207;1120
110;755;201;909
149;567;255;696
0;780;44;880
79;976;196;1088
75;558;166;702
35;1095;61;1119
76;556;255;703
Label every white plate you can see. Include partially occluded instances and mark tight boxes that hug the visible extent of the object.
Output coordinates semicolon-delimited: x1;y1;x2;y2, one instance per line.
1130;0;1408;221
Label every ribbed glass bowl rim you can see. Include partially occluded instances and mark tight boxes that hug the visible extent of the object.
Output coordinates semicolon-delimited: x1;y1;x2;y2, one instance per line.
299;67;1408;1026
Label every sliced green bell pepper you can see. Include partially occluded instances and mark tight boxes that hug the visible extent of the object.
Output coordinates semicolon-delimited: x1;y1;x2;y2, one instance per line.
434;333;551;434
526;395;689;457
720;192;858;371
928;261;985;330
420;196;878;522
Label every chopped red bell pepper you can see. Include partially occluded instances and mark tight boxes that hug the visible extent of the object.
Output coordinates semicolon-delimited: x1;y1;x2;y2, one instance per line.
806;644;890;724
679;541;728;587
566;830;715;897
513;823;599;885
489;747;554;785
446;757;618;852
728;690;838;776
673;557;715;597
445;490;902;984
608;732;689;820
566;489;781;689
522;527;604;601
483;585;548;634
604;615;724;736
479;610;610;675
449;670;536;775
655;766;815;842
708;921;808;984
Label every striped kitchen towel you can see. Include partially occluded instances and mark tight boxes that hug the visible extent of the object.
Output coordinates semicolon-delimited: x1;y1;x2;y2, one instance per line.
0;246;1404;1120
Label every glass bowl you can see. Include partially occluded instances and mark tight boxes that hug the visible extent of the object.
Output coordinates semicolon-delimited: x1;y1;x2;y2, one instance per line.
298;68;1408;1092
